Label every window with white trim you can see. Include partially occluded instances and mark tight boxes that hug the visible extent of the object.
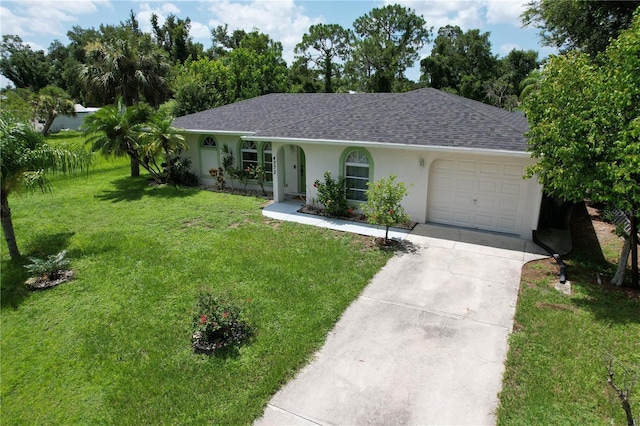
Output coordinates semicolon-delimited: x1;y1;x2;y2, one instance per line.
201;136;216;147
263;142;273;182
241;141;258;171
345;149;370;202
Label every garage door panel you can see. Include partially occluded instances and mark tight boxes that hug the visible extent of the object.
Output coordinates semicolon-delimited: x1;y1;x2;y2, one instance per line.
480;162;500;174
428;158;525;235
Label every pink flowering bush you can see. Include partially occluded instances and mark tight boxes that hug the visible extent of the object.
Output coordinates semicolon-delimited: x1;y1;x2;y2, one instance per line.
192;292;253;354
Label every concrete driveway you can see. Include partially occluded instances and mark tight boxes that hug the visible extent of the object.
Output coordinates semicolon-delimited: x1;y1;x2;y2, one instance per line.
255;223;546;426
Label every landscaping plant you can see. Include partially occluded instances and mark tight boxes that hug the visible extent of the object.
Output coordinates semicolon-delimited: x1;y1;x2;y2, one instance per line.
192;291;253;354
314;171;348;216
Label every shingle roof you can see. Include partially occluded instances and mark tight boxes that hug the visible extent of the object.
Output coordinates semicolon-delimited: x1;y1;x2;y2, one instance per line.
172;88;529;152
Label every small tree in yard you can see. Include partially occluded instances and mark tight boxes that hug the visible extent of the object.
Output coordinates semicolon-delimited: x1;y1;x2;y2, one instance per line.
363;175;410;243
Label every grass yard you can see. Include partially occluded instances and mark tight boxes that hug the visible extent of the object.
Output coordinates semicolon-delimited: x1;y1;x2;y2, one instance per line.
497;202;640;425
1;132;392;424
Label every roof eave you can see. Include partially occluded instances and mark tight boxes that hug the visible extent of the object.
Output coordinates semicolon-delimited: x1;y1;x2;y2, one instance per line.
177;129;256;136
245;136;531;158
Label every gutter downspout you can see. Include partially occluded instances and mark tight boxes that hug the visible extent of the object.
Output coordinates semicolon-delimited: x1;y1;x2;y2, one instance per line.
532;230;567;284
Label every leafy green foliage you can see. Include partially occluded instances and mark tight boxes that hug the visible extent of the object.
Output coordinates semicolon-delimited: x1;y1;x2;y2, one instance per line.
295;24;352;93
0;35;50;91
523;11;640;213
24;250;71;279
351;4;431;92
192;292;253;353
314;171;348;216
33;85;76;136
362;175;410;242
522;0;640;57
247;164;267;196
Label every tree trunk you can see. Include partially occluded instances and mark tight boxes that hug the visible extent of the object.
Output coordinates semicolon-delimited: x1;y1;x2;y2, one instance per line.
612;237;631;287
42;114;55;136
1;191;20;258
130;156;140;177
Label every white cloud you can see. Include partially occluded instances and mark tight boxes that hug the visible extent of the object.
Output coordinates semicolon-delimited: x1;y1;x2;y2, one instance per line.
386;0;484;32
189;21;211;40
486;0;526;25
0;1;111;38
136;2;181;34
499;43;520;55
205;0;321;64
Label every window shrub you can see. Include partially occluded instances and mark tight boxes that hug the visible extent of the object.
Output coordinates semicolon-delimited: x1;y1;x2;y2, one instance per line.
314;171;349;216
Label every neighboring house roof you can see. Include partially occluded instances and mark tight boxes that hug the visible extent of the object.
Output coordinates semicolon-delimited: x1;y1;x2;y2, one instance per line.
172;88;529;152
74;104;100;113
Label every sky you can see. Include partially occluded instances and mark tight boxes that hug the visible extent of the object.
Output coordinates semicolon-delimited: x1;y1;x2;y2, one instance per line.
0;0;556;88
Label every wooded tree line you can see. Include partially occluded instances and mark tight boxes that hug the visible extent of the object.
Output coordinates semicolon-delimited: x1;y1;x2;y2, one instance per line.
2;3;548;123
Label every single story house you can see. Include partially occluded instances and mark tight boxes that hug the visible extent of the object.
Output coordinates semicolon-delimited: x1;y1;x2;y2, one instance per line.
172;88;543;239
49;104;100;133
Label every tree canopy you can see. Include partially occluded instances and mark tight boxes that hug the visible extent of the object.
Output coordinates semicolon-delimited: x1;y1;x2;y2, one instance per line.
351;4;431;92
522;0;640;56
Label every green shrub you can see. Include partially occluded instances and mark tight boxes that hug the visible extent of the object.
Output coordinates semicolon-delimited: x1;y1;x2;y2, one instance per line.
24;250;71;279
363;175;411;242
191;292;253;353
314;171;348;216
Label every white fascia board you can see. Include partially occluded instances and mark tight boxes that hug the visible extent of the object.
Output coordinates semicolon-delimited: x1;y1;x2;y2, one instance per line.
245;136;532;159
178;129;256;137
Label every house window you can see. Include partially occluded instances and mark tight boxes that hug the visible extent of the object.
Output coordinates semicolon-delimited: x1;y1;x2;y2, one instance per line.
344;149;370;202
241;141;258;171
263;143;273;182
201;136;216;148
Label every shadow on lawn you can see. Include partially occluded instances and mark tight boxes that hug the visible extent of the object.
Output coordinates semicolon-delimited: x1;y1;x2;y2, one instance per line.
1;231;74;309
567;202;639;324
96;177;199;203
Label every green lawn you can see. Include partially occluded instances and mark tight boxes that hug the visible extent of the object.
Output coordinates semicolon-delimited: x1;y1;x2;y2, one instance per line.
1;132;392;424
497;204;640;425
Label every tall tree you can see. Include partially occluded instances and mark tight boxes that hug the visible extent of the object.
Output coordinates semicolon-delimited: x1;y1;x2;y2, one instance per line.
81;98;152;179
32;86;76;136
0;35;51;91
295;24;352;93
420;26;497;101
79;25;171;176
523;12;640;288
151;13;204;64
500;49;540;96
522;0;640;56
171;57;233;116
0;112;90;258
351;4;431;92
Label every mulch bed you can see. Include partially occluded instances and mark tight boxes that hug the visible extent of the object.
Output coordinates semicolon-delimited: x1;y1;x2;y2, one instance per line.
25;270;75;290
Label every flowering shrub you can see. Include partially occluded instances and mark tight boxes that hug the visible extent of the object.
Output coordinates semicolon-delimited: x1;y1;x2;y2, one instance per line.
209;167;226;190
314;171;348;216
192;292;253;354
247;164;267;195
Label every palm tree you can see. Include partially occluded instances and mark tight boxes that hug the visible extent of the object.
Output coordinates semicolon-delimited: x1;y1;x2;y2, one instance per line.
79;28;171;175
139;114;186;184
81;98;151;178
33;86;76;136
0;113;91;258
519;70;542;101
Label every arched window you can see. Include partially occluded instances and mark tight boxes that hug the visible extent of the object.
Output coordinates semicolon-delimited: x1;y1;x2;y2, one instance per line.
241;141;258;171
201;135;216;148
344;149;370;202
263;142;273;182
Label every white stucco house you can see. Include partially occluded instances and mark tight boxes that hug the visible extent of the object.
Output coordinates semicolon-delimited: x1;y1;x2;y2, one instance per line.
172;88;543;239
49;104;100;133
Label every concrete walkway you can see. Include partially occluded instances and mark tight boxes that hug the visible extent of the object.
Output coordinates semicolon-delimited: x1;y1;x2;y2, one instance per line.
257;202;548;425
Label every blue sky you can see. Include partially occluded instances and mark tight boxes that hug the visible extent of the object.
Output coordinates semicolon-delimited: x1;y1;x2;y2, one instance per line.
0;0;555;87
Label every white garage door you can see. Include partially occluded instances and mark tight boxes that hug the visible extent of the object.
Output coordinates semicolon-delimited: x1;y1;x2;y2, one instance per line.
428;158;526;235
